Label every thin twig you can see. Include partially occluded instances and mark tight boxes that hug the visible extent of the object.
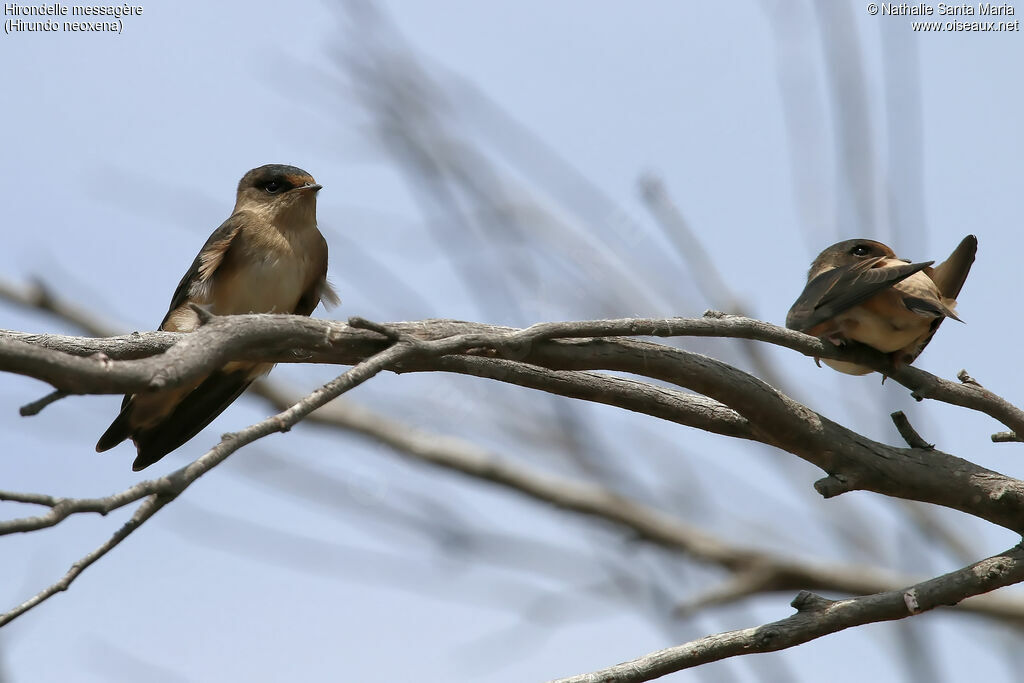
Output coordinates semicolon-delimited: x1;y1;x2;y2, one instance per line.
19;390;68;416
549;545;1024;683
992;431;1022;443
0;494;165;627
891;411;934;450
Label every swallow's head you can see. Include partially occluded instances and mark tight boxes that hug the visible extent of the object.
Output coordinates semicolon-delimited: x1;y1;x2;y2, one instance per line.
807;239;897;279
235;164;321;224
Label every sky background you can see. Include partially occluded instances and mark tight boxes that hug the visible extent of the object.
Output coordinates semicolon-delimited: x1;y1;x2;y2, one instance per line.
2;1;1023;682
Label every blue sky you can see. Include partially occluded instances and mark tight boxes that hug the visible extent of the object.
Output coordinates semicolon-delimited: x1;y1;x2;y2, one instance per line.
2;2;1023;682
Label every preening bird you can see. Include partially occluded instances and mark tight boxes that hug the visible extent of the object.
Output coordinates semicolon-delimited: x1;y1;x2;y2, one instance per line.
786;235;977;375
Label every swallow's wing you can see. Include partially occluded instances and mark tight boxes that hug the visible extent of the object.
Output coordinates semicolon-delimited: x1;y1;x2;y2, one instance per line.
128;367;258;471
928;234;977;299
904;235;977;364
159;215;245;329
96;216;246;456
786;258;934;333
294;232;339;316
903;296;960;321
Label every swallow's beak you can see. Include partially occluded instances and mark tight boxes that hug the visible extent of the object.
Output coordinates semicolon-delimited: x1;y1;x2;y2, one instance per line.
298;183;322;193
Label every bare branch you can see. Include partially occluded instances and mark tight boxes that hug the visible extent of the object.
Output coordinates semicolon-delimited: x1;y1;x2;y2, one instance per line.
6;313;1024;441
550;544;1024;683
0;494;166;627
0;482;162;535
5;315;1024;533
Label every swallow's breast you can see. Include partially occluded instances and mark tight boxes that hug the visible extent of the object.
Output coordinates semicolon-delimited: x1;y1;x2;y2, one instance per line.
213;226;316;315
838;272;942;353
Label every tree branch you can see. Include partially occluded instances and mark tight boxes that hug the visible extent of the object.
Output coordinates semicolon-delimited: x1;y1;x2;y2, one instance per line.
5;315;1024;533
549;544;1024;683
5;314;1022;439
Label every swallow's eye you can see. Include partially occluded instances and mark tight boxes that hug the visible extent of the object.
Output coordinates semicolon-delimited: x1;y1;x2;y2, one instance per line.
264;181;283;194
851;245;872;257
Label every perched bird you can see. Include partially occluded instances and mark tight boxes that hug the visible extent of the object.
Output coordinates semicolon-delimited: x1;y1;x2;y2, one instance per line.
786;235;977;375
96;164;338;470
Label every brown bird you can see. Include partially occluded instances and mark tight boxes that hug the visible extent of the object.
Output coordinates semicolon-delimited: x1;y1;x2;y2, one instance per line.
96;164;338;470
786;235;977;375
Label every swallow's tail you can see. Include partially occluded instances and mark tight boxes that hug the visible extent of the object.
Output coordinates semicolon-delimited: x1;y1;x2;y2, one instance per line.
129;369;256;471
931;234;978;299
95;398;133;452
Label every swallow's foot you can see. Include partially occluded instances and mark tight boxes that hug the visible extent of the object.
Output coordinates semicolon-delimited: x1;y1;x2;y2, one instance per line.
825;334;848;347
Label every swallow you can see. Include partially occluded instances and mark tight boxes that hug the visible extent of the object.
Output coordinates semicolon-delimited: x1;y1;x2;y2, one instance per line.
786;235;977;375
96;164;339;470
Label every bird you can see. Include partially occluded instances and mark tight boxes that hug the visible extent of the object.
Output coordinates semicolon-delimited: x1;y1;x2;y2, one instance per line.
96;164;338;470
785;235;977;375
